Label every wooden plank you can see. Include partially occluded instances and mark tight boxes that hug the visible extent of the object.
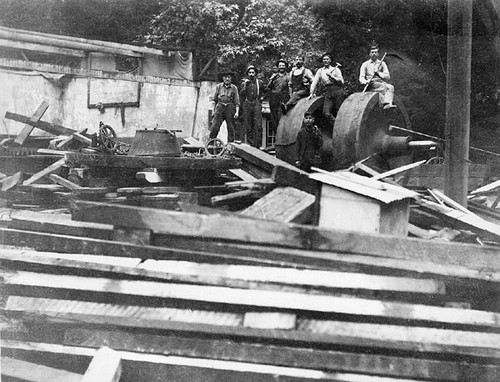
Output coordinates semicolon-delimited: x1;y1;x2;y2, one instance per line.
431;188;474;214
2;223;500;297
371;160;426;180
70;201;500;271
7;296;242;327
416;198;500;241
49;174;83;190
0;248;445;295
56;129;92;149
82;347;121;382
471;178;500;195
231;142;294;173
271;164;319;195
13;101;50;146
22;157;66;186
224;178;274;187
0;171;23;191
37;148;73;156
211;189;262;206
1;356;82;382
240;187;315;223
7;209;113;239
243;312;296;329
63;328;500;382
113;226;151;245
6;309;500;359
2;270;498;329
2;340;429;382
5;111;76;136
228;168;258;182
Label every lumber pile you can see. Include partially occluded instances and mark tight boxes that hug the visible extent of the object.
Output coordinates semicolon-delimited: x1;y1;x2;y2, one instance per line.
4;104;500;381
2;199;500;381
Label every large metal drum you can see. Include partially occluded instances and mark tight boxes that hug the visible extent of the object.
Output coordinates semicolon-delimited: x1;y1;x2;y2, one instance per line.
275;92;412;171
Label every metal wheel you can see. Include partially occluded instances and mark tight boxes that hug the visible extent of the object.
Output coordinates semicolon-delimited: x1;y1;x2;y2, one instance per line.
205;138;225;157
99;123;117;152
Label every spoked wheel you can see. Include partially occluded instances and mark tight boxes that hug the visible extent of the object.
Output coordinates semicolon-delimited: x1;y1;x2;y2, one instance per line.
205;138;226;157
99;123;118;153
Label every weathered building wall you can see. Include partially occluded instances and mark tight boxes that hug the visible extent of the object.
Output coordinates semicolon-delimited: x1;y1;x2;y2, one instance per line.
0;68;217;141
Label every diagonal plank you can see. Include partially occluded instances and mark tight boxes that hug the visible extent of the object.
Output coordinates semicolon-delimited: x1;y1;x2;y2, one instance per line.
13;101;50;145
22;157;66;186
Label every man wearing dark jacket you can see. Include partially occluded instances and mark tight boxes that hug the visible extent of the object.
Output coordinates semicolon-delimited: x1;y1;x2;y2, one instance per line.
240;65;265;148
267;59;289;135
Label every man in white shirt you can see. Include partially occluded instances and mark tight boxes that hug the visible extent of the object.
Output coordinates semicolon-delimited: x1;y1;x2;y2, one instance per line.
359;45;396;109
309;53;344;123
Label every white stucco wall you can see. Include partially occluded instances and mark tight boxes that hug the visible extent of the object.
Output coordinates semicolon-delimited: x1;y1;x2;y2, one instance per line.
0;68;217;142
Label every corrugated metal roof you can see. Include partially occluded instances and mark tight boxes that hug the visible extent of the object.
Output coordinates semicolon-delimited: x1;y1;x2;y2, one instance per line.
310;171;418;204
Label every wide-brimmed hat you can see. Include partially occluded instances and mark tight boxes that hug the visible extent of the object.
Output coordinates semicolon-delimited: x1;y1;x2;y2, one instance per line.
275;58;288;68
219;69;235;77
246;65;258;74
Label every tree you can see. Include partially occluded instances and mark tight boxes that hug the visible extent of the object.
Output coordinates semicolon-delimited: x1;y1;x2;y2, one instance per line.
141;0;325;79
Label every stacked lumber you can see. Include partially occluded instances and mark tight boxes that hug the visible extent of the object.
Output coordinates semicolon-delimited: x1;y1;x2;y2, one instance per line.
2;203;500;381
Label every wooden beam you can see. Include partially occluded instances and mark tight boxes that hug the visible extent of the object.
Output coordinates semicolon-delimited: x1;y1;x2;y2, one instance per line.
82;347;121;382
56;129;92;149
271;164;319;195
5;111;76;136
63;328;500;381
416;198;500;241
3;270;498;329
228;168;258;182
7;209;112;239
2;224;500;292
211;189;262;206
0;38;86;57
371;160;426;180
444;0;473;205
22;157;66;186
3;340;443;382
0;248;446;295
0;171;23;191
1;356;82;382
49;174;83;190
70;201;500;271
14;101;50;146
5;309;500;359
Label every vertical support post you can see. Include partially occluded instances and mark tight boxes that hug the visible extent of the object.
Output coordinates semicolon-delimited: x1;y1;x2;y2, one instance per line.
444;0;473;206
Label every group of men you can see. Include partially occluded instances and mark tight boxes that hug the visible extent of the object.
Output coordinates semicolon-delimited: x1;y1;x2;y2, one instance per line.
209;44;395;149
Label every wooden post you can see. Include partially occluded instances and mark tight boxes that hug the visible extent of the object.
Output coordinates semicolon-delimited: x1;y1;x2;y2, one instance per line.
444;0;473;206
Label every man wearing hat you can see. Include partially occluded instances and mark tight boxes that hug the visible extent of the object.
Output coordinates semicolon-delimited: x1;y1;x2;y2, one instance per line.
283;55;314;113
267;59;290;135
309;53;344;123
240;65;266;148
209;69;240;143
359;44;396;109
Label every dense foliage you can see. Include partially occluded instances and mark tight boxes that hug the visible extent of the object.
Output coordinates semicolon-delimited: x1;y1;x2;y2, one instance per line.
0;0;498;150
